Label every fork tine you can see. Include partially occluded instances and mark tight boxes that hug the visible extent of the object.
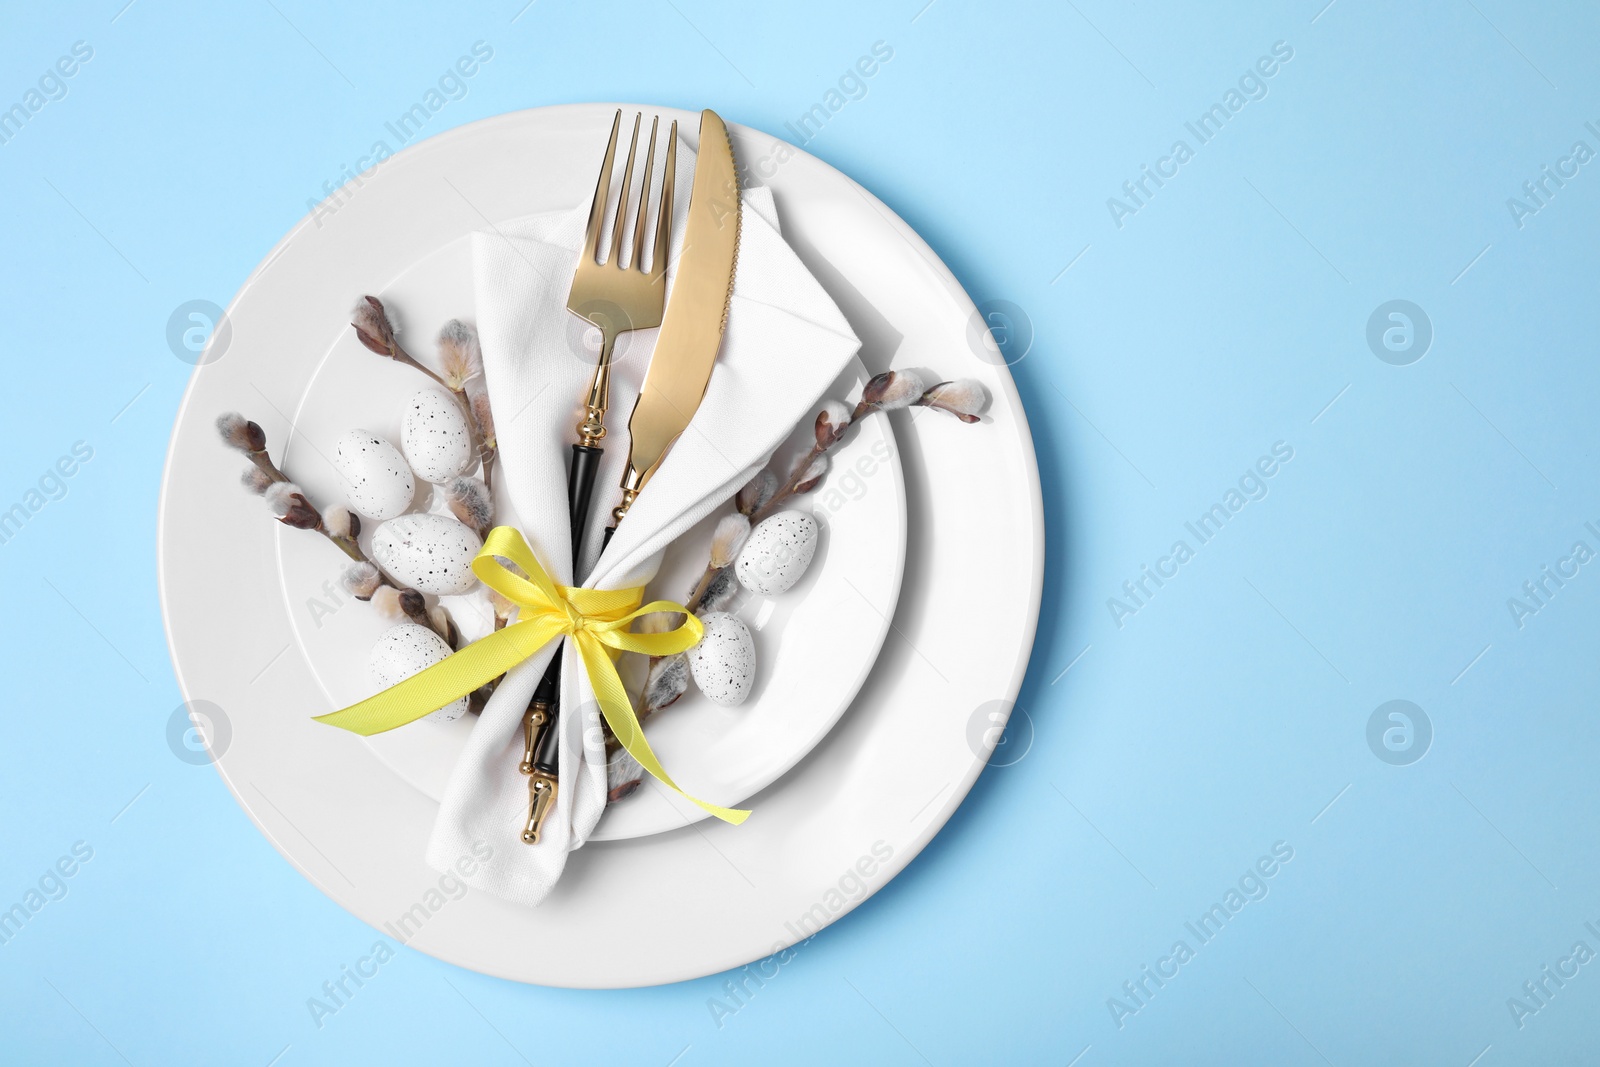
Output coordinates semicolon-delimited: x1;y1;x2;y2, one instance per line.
583;110;622;265
611;113;642;268
632;117;659;274
650;120;677;283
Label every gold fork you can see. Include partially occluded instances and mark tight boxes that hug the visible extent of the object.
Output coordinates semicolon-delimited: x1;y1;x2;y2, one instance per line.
569;109;677;453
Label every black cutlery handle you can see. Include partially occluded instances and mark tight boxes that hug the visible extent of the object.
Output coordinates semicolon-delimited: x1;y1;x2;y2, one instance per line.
530;663;561;773
528;445;606;777
568;444;604;568
529;658;561;772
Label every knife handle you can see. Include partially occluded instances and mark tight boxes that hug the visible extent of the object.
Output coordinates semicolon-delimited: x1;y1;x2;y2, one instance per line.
599;461;646;554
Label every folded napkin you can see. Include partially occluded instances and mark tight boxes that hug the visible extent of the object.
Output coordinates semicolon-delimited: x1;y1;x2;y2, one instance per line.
426;126;862;906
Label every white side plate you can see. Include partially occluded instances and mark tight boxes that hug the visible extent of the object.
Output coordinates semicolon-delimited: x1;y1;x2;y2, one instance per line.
273;230;904;840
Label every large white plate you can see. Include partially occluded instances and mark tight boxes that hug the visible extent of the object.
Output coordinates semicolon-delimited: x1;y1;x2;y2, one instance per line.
275;226;904;840
158;103;1044;987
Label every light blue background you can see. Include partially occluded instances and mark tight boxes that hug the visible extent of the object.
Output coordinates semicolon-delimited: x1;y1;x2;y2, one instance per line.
2;0;1597;1063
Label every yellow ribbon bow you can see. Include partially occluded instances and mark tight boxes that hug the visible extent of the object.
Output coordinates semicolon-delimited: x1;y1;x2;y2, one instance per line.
314;526;751;825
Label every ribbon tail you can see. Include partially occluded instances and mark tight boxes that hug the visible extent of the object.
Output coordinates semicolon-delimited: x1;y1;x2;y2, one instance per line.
594;600;708;657
577;633;751;825
314;618;564;736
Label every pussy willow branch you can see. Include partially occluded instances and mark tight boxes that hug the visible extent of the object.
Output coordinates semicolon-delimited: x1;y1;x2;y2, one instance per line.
222;414;458;647
352;296;499;489
471;389;497;490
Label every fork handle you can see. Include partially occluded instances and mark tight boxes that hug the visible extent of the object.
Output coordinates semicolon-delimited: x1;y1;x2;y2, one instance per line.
540;443;606;720
568;444;604;572
576;333;619;448
525;444;606;780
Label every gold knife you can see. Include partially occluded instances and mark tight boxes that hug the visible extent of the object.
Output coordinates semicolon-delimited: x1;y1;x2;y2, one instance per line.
607;108;741;537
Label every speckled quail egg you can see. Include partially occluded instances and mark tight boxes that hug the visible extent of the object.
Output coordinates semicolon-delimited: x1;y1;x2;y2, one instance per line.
332;429;414;520
369;622;466;723
370;512;482;595
735;510;819;596
687;611;756;707
399;388;473;483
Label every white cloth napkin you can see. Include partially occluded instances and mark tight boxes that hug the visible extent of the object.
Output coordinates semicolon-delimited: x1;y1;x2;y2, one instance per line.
425;127;861;907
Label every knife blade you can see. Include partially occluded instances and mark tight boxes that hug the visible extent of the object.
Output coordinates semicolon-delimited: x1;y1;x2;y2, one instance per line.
609;108;741;532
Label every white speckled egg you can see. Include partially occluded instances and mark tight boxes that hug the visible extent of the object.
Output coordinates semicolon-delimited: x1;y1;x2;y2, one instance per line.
370;622;466;723
371;512;482;595
735;510;819;596
400;388;472;483
333;429;414;520
687;611;756;707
